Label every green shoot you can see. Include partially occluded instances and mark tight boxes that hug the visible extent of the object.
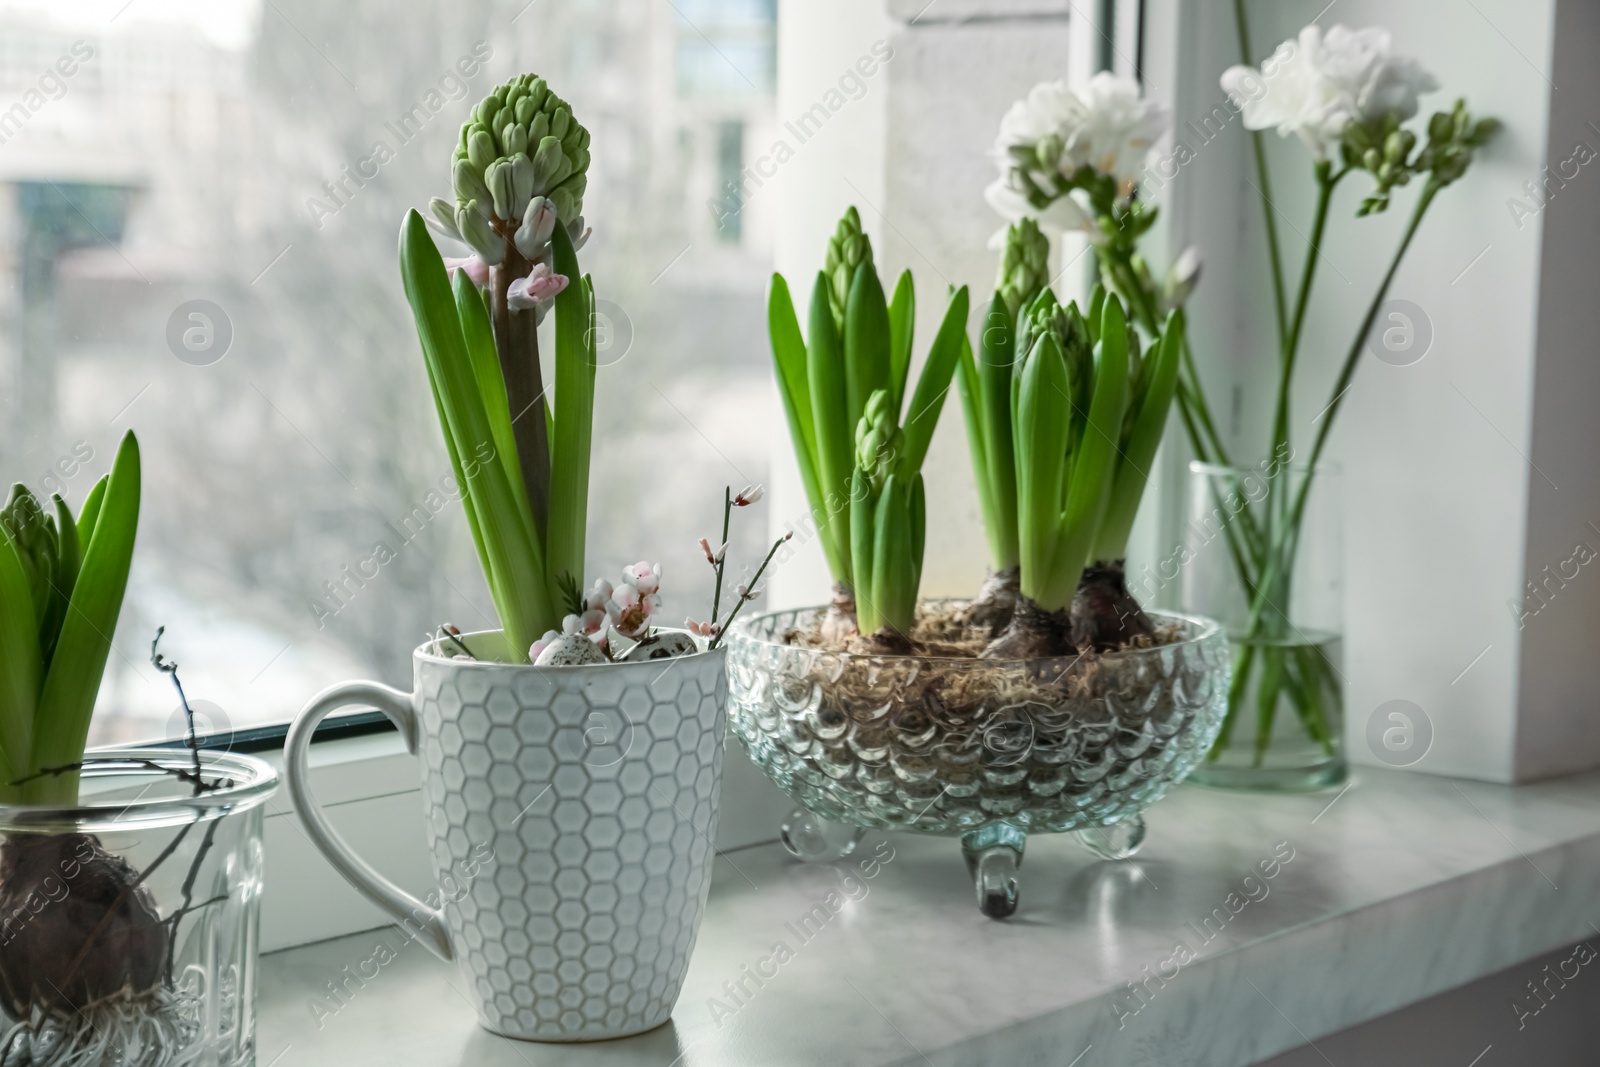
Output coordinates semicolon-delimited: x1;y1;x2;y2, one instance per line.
0;431;142;806
767;206;969;636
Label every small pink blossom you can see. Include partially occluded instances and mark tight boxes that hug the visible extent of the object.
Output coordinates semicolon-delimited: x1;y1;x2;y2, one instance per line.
444;255;491;288
606;585;655;639
686;619;718;638
563;609;606;639
529;629;561;660
698;538;727;566
583;579;613;614
506;263;570;311
623;561;661;597
733;484;765;507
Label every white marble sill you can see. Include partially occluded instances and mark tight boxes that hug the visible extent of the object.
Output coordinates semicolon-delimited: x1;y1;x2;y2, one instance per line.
257;767;1600;1067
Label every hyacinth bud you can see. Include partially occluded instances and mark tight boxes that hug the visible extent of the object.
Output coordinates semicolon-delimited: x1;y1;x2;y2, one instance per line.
997;217;1050;321
502;122;529;156
485;159;514;220
455;201;504;265
427;196;462;241
466;127;496;172
824;206;874;330
1;484;57;631
448;73;592;260
1160;245;1203;312
514;196;558;261
854;389;904;491
1016;287;1070;366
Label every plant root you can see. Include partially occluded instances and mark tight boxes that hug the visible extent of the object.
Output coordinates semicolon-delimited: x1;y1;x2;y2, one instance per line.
0;987;208;1067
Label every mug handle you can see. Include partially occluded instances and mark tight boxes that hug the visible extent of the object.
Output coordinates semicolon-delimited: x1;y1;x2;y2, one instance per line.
283;681;453;961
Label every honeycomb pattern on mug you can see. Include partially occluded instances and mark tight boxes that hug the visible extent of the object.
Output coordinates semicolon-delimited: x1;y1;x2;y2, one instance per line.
415;655;727;1039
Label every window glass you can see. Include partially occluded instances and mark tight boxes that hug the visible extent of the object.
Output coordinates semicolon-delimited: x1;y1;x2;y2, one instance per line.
0;0;774;745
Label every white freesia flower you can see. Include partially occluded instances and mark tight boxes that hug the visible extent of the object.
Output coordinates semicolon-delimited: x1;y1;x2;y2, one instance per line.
983;175;1094;242
993;79;1084;158
987;72;1166;238
1064;73;1169;188
1221;25;1439;159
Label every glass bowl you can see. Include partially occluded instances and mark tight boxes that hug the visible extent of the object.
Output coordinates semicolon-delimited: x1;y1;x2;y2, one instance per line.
725;606;1229;917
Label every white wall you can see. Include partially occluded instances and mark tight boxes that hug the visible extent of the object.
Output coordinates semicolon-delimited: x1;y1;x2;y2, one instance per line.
767;0;892;609
1514;0;1600;780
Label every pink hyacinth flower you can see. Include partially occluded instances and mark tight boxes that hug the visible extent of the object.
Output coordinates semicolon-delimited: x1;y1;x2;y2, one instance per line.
444;255;491;288
506;263;570;311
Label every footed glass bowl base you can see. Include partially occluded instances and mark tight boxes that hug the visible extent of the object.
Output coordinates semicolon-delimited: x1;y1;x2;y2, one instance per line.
780;808;868;862
782;811;1148;919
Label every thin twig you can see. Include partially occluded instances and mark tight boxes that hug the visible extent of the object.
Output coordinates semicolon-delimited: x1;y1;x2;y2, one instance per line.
710;534;790;650
710;487;731;625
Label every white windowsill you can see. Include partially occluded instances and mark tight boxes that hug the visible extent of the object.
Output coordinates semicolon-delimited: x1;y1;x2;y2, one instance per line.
254;766;1600;1065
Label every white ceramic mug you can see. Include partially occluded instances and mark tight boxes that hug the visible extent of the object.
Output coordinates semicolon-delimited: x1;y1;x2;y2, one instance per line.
284;630;727;1041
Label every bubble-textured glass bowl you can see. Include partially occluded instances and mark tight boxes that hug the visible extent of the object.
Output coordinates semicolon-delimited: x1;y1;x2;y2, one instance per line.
726;606;1229;916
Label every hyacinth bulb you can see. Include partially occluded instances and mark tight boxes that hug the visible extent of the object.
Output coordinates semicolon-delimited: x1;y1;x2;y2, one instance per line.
0;834;167;1016
439;73;592;265
823;206;873;331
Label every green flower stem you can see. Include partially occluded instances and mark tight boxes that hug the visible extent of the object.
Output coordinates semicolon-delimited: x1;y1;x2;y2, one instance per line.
1267;164;1342;538
491;252;552;540
1234;0;1288;345
1208;641;1255;758
1241;181;1440;644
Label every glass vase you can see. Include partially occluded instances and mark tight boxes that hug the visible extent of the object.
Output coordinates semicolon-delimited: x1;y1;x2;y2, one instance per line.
1177;461;1346;791
0;749;277;1066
